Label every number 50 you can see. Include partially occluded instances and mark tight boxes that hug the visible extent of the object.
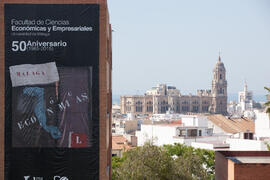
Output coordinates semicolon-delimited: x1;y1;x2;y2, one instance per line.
12;41;27;52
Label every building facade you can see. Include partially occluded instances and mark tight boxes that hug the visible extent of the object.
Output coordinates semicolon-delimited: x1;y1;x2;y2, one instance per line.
215;151;270;180
238;81;253;111
121;56;227;115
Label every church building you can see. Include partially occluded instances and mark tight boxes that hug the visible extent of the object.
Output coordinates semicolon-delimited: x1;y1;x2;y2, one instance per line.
120;56;228;115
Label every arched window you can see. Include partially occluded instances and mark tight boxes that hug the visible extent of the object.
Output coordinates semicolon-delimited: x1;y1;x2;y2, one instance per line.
219;88;223;94
219;74;222;80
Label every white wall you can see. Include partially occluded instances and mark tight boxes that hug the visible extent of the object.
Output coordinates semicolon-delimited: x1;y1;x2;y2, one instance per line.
191;142;214;150
226;138;268;151
136;125;176;146
136;123;228;147
208;120;228;135
255;111;270;139
181;116;208;127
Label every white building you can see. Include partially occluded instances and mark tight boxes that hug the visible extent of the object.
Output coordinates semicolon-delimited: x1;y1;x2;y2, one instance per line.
207;114;254;138
136;113;270;151
149;112;182;122
227;81;256;119
112;104;121;114
238;81;253;112
255;110;270;139
227;101;242;116
207;114;270;151
149;113;208;127
136;114;228;148
226;138;269;151
181;115;208;127
191;141;229;151
136;123;221;147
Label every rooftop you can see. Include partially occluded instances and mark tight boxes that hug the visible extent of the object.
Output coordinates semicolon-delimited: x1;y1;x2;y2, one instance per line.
228;156;270;164
112;135;133;151
208;114;254;133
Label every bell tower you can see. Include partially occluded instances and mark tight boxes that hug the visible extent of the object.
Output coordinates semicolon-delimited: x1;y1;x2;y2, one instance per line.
211;55;227;115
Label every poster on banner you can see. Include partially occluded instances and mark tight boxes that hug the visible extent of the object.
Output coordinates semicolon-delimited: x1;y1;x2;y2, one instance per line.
4;3;100;179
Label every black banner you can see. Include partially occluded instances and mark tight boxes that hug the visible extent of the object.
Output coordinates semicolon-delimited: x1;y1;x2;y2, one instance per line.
5;4;99;180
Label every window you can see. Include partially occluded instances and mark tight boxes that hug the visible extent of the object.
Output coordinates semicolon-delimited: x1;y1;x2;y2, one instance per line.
203;101;209;105
219;88;223;94
182;106;189;111
176;128;186;136
202;106;209;112
192;101;198;104
136;106;142;112
161;106;166;113
136;101;142;105
182;101;188;105
244;133;253;140
219;74;222;80
176;106;180;112
147;106;153;112
126;106;131;111
192;106;199;112
188;129;197;137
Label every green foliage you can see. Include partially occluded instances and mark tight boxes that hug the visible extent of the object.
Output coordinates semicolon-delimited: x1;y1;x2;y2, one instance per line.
263;87;270;151
112;156;125;179
264;87;270;114
164;143;215;179
112;143;215;180
265;142;270;151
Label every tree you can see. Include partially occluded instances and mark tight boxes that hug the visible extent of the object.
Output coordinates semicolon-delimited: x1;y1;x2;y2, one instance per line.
265;142;270;151
164;143;215;179
112;156;125;179
112;142;215;180
264;87;270;151
264;87;270;114
113;143;175;180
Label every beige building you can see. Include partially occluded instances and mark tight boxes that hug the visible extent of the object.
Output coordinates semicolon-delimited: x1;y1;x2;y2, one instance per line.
121;56;228;115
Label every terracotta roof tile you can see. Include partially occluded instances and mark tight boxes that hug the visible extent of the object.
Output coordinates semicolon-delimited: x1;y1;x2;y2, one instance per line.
112;136;133;151
208;114;254;133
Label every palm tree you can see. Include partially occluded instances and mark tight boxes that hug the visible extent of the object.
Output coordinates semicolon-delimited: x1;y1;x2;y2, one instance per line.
264;87;270;151
264;87;270;113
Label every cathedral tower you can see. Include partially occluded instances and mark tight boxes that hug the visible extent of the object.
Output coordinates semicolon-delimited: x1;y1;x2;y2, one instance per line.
211;55;227;114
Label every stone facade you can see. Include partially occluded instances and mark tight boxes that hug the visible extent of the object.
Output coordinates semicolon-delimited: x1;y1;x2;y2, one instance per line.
121;56;227;115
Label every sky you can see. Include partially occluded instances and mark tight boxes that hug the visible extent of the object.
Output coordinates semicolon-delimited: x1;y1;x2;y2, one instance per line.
107;0;270;97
